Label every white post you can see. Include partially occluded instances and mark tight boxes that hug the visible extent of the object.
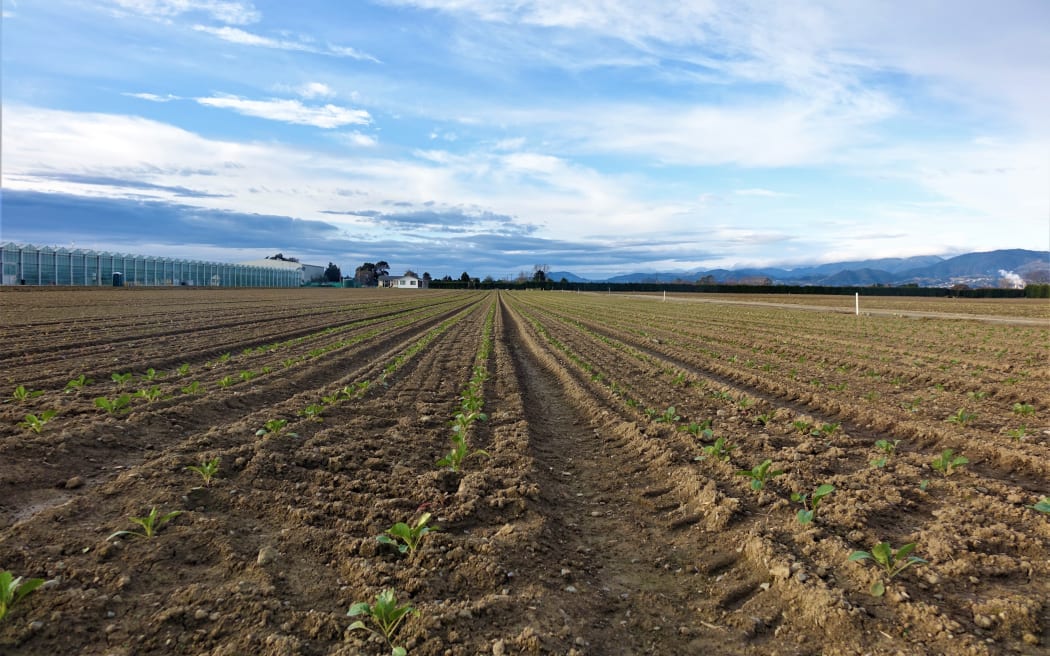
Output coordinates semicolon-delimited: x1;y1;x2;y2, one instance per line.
855;292;859;315
663;290;666;302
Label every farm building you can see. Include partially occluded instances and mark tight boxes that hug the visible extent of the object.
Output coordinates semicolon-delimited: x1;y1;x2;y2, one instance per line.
378;273;427;289
0;242;301;287
238;258;326;285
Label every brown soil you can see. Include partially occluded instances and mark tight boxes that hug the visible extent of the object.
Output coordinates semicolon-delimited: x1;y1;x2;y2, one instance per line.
1;288;1047;655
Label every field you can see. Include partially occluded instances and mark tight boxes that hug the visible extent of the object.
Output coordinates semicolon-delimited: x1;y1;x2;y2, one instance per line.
1;287;1048;656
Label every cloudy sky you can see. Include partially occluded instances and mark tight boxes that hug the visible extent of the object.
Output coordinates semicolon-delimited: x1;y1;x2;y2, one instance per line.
2;0;1048;279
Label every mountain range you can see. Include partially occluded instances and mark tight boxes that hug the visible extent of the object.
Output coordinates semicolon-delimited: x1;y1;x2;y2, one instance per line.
549;249;1050;287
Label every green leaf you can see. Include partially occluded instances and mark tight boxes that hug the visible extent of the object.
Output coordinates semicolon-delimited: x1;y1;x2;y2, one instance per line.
813;484;835;499
895;542;917;561
1030;498;1050;513
392;647;407;656
869;580;885;597
871;542;893;568
847;550;871;562
347;604;370;618
797;509;814;524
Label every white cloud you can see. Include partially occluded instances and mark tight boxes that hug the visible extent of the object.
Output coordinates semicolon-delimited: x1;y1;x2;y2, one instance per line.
192;25;380;62
195;95;371;128
734;188;789;197
112;0;260;25
338;131;378;147
123;92;181;102
297;82;334;99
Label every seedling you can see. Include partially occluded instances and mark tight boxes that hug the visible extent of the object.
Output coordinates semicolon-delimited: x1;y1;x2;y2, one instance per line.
217;376;234;389
811;422;840;437
792;420;813;435
671;372;687;387
141;368;161;382
848;541;926;596
736;459;784;491
792;484;834;524
698;437;736;461
18;410;57;434
217;352;231;363
0;571;46;622
1012;402;1035;416
656;406;680;424
737;396;754;409
256;419;296;437
181;381;201;395
134;385;164;403
239;370;256;383
64;375;93;394
186;457;220;486
376;513;437;554
870;439;900;468
643;407;659;420
111;372;133;388
680;420;714;440
347;589;414;656
946;409;977;425
321;393;341;405
437;433;488;472
343;381;370;399
94;394;132;414
1028;497;1050;513
931;448;968;477
299;404;325;421
12;385;43;403
173;363;190;377
902;398;923;413
108;507;182;540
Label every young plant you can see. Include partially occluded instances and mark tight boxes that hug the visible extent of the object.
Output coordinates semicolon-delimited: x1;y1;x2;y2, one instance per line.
181;381;201;395
94;394;132;414
437;433;488;472
848;541;927;596
141;367;162;382
108;507;182;540
134;385;164;403
680;419;714;440
698;437;736;462
186;457;220;486
1012;402;1035;416
792;420;813;435
217;375;234;389
655;406;680;424
811;422;840;437
0;571;46;622
792;484;834;524
946;409;977;425
736;459;784;491
173;363;191;377
1029;497;1050;514
753;412;773;426
18;410;58;434
238;370;256;383
376;513;437;554
870;439;900;468
347;589;415;656
111;372;133;388
11;385;43;403
931;448;968;477
63;375;93;394
299;403;325;421
256;419;296;437
670;372;688;387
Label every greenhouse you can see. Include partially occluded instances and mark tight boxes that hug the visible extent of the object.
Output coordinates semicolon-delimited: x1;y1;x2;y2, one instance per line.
1;243;301;288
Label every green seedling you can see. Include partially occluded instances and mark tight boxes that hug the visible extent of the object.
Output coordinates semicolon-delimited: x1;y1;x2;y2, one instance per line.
94;394;132;414
108;507;182;540
1012;402;1035;416
737;396;754;409
64;375;93;394
18;410;57;434
218;352;231;363
656;406;680;424
321;393;341;405
282;358;297;368
967;390;987;400
343;381;371;399
134;385;164;403
181;381;201;395
680;420;714;440
173;363;190;377
348;589;414;656
946;409;977;425
792;420;813;435
902;398;923;413
1006;425;1028;441
141;368;161;382
260;366;272;374
811;422;840;437
643;407;659;420
1028;497;1050;513
736;459;784;491
848;541;927;596
256;419;296;437
376;513;438;554
698;437;736;462
217;376;234;389
754;413;773;426
299;404;325;421
671;372;687;387
111;372;133;388
437;434;488;472
791;484;835;524
870;439;900;468
931;448;968;477
0;571;46;622
239;370;256;383
186;457;220;486
12;385;43;403
919;479;929;492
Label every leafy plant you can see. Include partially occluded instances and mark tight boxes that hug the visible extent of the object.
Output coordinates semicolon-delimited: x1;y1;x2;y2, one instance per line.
1028;497;1050;514
680;419;714;440
1006;425;1028;441
217;352;231;363
699;437;736;461
754;412;773;426
946;409;977;425
12;385;43;403
94;394;132;414
181;381;201;395
18;410;57;434
256;419;297;437
134;385;164;403
643;407;658;420
1012;402;1035;416
239;370;256;383
321;393;341;405
0;571;46;622
811;422;840;437
173;363;190;377
655;406;680;424
791;484;834;524
437;433;488;472
217;375;234;389
931;448;968;477
848;541;927;596
347;589;414;656
902;397;923;413
141;367;162;382
792;420;813;435
111;372;133;388
186;457;220;486
870;439;900;468
670;372;687;387
108;507;182;540
299;403;325;421
737;396;754;409
736;459;784;491
64;375;93;394
376;513;437;555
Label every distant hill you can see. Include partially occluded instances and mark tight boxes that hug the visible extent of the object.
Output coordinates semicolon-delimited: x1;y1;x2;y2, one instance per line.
555;249;1049;287
548;271;591;283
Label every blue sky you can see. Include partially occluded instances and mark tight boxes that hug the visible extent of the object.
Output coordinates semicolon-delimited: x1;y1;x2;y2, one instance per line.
2;0;1048;279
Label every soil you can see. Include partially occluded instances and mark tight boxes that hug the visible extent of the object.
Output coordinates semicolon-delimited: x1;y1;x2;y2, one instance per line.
1;288;1047;655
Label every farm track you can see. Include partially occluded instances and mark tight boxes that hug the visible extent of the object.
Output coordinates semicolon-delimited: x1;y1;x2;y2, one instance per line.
1;288;1048;655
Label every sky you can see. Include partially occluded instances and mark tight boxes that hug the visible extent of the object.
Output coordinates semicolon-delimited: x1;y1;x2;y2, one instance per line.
2;0;1048;280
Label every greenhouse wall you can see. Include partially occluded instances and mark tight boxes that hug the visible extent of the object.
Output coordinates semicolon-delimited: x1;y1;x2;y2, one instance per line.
1;243;301;288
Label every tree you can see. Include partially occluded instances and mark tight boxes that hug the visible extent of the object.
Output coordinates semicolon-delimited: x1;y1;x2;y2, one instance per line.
460;272;471;283
355;262;377;287
375;261;390;278
422;272;432;284
403;269;417;278
532;269;547;283
267;253;299;263
323;262;342;283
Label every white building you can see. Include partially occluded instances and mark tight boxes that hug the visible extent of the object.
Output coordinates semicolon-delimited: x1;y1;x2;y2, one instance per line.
238;258;325;284
378;273;426;289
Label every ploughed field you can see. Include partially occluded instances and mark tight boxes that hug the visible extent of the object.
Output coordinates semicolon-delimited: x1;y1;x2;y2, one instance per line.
1;288;1047;656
